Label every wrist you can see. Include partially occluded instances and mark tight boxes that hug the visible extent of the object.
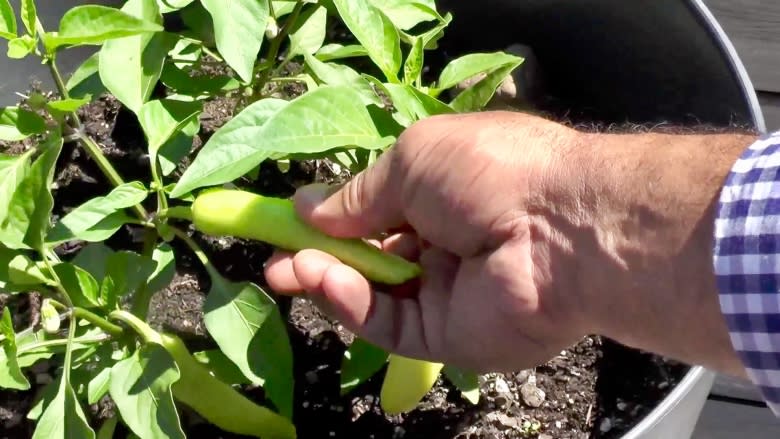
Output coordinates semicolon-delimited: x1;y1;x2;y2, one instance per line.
536;128;756;374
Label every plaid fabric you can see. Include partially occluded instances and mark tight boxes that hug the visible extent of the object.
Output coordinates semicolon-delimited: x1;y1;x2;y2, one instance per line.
714;130;780;415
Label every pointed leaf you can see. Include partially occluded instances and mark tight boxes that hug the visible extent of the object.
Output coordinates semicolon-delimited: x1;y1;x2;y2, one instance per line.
7;34;35;59
0;137;62;251
450;60;522;112
8;254;50;285
53;263;101;309
20;0;35;37
0;107;47;141
32;375;96;439
159;62;240;96
332;0;401;82
381;82;454;124
303;53;381;106
340;338;388;395
0;151;33;220
436;52;523;92
137;98;202;163
172;86;392;197
47;182;148;245
443;365;480;404
87;367;112;405
66;53;106;100
157;0;194;13
203;274;294;418
99;0;171;114
403;37;424;85
200;0;269;83
170;98;287;197
109;345;185;439
47;97;91;113
288;4;327;57
0;0;16;39
315;43;368;62
0;308;30;390
368;0;437;30
147;243;175;296
159;117;198;176
50;5;164;48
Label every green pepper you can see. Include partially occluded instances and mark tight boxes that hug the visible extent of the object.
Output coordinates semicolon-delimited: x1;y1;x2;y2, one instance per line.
189;188;421;285
161;332;297;439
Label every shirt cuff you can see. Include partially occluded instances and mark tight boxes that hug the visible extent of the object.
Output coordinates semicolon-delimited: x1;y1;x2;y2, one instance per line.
713;130;780;414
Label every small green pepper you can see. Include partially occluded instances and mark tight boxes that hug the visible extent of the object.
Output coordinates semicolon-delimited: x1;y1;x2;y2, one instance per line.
190;188;421;285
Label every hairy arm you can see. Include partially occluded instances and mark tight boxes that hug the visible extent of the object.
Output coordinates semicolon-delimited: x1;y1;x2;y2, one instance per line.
532;129;758;377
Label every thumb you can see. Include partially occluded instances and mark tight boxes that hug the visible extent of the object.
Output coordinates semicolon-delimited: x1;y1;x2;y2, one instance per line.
293;159;406;238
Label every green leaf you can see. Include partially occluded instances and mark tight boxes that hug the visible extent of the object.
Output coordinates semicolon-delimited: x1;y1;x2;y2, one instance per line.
137;99;202;169
47;182;148;245
172;86;392;197
288;4;327;57
168;37;201;69
87;367;112;405
170;97;287;197
53;263;101;309
0;151;33;216
49;5;164;49
157;0;194;13
303;53;381;106
403;37;424;85
315;43;368;62
442;365;480;404
368;0;438;30
381;82;454;124
32;375;96;439
0;137;62;251
98;0;171;114
8;254;50;285
340;338;388;395
66;53;105;100
100;251;156;309
46;97;91;113
0;107;47;141
72;243;113;284
332;0;402;82
436;52;524;92
96;417;119;439
200;0;269;83
7;34;36;59
147;243;175;296
20;0;35;37
109;345;185;439
0;0;16;39
159;62;240;97
450;60;523;112
0;307;30;390
203;273;294;418
192;349;251;385
159;117;198;176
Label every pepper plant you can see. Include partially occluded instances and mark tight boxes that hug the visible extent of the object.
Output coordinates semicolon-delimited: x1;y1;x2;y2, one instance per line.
0;0;523;437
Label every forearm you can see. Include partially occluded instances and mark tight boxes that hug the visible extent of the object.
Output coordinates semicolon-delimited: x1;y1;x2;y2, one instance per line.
543;129;758;376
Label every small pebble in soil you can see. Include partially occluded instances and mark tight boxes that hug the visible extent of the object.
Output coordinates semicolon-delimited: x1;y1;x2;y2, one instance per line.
520;375;546;408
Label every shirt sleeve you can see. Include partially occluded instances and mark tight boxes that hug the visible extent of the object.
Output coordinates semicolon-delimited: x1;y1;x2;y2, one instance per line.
713;129;780;415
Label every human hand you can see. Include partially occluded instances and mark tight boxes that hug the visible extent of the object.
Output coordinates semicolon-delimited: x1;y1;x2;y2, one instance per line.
263;111;594;373
263;111;754;377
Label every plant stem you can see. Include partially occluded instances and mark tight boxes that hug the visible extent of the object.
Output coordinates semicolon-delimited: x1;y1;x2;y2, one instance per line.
130;229;159;319
161;205;194;222
109;310;163;344
256;0;305;96
48;300;125;338
63;311;78;385
169;226;216;277
40;257;73;308
18;335;111;355
44;54;149;221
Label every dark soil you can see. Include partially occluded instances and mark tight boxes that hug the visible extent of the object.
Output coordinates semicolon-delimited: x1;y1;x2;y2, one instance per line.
0;75;688;439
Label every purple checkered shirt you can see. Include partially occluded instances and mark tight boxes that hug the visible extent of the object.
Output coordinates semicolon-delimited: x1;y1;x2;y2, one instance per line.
713;129;780;415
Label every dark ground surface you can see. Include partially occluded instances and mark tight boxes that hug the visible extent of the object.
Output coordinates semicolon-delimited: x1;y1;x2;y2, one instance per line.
0;73;688;439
